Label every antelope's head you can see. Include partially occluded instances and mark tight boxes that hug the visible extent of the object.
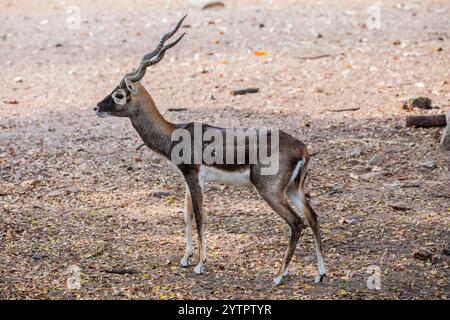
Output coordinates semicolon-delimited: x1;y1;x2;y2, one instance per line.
94;16;186;118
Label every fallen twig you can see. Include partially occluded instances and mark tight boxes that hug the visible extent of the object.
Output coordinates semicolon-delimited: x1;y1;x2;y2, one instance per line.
201;1;225;10
390;204;411;211
405;114;446;128
103;268;139;275
433;193;450;199
295;53;344;60
3;100;18;105
167;107;187;112
328;107;360;112
329;138;411;146
136;143;146;151
400;183;421;188
231;88;259;96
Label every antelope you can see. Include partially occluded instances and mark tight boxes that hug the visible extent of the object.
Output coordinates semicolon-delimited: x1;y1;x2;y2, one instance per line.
93;16;326;285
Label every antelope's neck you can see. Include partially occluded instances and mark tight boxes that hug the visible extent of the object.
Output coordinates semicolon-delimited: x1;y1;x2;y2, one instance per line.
130;93;175;158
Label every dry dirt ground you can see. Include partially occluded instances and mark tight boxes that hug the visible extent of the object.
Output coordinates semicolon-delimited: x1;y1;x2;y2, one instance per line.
1;0;449;299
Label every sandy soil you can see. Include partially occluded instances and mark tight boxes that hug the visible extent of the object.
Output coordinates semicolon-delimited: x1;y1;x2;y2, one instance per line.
0;0;449;299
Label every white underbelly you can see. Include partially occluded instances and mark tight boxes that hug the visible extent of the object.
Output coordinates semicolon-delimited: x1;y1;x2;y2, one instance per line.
200;165;252;187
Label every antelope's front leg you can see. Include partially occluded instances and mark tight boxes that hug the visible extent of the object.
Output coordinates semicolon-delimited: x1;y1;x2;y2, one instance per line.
181;185;194;267
185;171;206;275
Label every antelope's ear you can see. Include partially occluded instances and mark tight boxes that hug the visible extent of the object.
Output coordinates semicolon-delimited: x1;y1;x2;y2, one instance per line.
130;84;139;96
124;79;139;96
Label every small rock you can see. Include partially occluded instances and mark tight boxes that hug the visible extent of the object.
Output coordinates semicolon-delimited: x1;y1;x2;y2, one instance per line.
48;190;62;197
315;87;324;93
13;76;23;83
369;154;382;166
349;173;359;180
402;96;432;110
338;217;348;225
371;165;382;172
20;179;39;189
149;190;172;198
68;187;81;194
413;248;434;262
349;144;365;158
336;204;345;211
361;172;383;181
420;160;437;169
32;253;47;260
346;158;360;165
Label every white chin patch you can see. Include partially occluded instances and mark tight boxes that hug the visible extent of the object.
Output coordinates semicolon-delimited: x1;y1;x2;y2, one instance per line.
96;111;110;118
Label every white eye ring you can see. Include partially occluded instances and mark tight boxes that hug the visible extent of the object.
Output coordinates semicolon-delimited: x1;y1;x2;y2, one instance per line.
112;89;127;106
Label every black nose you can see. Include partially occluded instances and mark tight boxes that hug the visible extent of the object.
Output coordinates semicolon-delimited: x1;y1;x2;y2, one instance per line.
93;106;98;112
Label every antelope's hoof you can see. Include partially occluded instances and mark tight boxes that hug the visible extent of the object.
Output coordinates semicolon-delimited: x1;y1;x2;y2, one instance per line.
180;254;192;268
180;258;189;268
194;264;204;275
314;273;326;283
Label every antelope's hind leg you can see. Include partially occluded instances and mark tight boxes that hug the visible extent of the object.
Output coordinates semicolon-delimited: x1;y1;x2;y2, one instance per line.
257;190;306;285
286;183;327;283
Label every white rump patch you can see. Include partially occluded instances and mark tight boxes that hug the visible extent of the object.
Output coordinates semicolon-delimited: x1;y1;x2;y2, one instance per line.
289;160;304;184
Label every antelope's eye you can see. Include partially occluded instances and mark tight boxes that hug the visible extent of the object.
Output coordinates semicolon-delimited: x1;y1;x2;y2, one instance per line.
115;93;124;100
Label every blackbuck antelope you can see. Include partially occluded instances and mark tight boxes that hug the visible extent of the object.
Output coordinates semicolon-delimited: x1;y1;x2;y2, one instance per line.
94;16;326;285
